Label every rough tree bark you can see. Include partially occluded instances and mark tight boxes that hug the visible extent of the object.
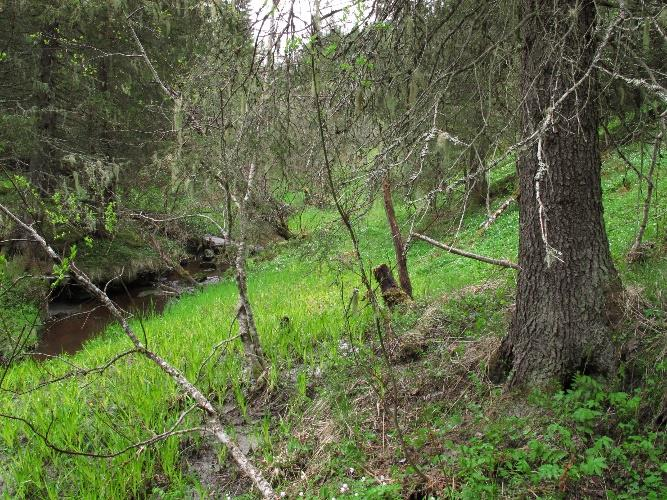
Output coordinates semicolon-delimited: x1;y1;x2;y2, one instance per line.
489;0;622;387
382;173;413;298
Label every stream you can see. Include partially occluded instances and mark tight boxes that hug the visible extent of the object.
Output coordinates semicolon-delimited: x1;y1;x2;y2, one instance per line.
35;261;224;360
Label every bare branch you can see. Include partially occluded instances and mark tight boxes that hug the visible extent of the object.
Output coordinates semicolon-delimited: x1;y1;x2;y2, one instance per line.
412;232;519;270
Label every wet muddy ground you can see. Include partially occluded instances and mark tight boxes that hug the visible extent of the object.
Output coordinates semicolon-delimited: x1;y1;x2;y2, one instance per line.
35;262;223;359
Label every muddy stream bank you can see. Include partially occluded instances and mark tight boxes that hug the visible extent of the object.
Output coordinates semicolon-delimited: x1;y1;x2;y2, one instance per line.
36;261;225;359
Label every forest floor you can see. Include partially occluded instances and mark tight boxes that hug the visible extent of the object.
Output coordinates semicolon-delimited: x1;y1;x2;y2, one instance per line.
1;143;666;499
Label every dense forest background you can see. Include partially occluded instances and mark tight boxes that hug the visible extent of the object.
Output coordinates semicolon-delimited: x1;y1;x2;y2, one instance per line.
0;0;666;498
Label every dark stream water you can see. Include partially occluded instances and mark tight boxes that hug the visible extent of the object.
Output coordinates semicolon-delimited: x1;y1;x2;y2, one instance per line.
35;262;223;360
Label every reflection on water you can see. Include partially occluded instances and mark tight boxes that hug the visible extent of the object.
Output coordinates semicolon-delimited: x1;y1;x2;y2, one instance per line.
35;262;222;360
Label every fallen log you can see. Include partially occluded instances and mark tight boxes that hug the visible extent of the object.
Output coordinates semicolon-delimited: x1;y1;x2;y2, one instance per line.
412;232;519;270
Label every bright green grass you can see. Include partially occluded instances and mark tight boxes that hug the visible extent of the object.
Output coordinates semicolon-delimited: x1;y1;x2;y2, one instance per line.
0;142;665;498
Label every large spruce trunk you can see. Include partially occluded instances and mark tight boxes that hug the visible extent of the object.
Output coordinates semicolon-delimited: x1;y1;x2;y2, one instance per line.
489;0;622;387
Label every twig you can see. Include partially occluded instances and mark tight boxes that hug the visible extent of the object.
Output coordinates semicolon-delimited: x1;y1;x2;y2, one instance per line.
2;349;138;396
309;41;429;484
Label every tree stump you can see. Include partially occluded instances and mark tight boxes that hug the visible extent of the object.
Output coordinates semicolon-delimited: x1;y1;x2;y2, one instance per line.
373;264;410;309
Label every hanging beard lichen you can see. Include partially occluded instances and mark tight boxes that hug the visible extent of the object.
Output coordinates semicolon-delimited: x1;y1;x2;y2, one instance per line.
408;69;423;108
436;132;449;156
617;82;625;108
72;170;86;199
171;97;185;191
174;96;184;156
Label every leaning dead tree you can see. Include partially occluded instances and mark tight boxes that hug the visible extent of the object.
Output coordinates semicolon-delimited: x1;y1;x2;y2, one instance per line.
0;202;276;499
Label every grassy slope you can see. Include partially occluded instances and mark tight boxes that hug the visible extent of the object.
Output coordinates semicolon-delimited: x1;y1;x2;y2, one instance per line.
0;143;665;498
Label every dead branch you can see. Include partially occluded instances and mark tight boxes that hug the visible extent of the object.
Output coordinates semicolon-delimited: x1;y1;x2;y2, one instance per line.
412;232;519;270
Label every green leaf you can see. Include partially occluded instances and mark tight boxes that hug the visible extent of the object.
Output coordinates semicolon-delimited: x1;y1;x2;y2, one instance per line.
52;245;78;288
593;436;614;451
572;407;601;423
579;456;607;476
323;43;337;57
537;463;562;481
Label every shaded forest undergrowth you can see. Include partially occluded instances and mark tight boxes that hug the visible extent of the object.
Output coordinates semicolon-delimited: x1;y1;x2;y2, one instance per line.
1;144;666;498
